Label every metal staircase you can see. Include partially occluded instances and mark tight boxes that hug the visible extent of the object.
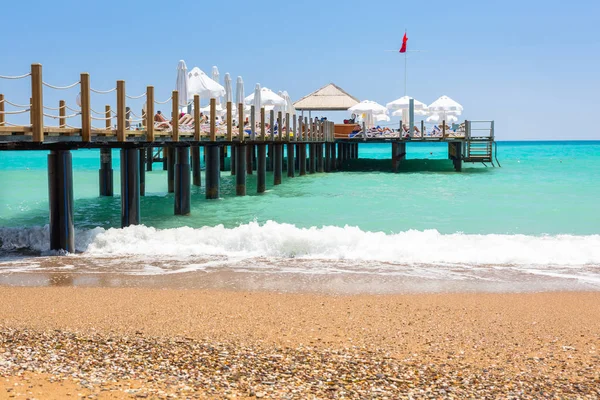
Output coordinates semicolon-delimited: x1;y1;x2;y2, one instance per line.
463;121;500;167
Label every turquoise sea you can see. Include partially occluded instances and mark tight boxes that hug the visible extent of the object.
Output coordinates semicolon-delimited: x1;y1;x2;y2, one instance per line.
1;141;599;292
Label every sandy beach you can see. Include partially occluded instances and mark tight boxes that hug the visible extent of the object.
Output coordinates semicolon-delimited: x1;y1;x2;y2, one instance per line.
1;287;599;398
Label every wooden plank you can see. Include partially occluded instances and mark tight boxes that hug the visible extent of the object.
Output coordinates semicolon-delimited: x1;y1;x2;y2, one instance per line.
31;64;43;142
210;98;216;142
80;73;91;142
146;86;155;142
172;90;179;142
116;80;126;142
226;101;232;141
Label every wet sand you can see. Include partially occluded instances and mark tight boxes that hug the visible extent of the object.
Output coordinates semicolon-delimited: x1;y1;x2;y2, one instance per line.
1;288;600;398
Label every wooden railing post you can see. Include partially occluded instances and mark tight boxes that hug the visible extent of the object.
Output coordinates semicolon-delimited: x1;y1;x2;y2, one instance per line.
80;73;90;141
172;90;179;142
116;80;126;141
194;95;200;141
226;101;232;141
277;111;282;141
105;105;111;130
270;110;275;141
292;114;296;142
286;113;290;142
250;105;255;141
238;102;244;143
31;64;43;142
146;86;154;142
0;94;5;126
260;107;265;141
59;100;66;128
209;98;216;142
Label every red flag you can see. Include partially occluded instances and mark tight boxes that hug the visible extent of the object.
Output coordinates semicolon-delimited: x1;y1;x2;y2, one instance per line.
399;32;408;53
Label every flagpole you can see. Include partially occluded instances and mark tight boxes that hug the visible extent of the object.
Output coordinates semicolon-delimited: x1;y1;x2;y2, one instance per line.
404;50;407;96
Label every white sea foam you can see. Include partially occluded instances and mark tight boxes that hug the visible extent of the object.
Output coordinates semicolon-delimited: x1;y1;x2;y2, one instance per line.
1;222;600;267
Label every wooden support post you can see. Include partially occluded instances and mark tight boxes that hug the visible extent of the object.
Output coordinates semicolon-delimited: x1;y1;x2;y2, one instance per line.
238;102;244;143
162;148;167;170
174;146;191;215
305;117;309;142
274;143;283;185
277;111;283;141
139;148;146;196
99;148;113;196
309;144;316;174
0;94;4;126
250;105;255;141
260;107;265;141
105;105;111;130
193;95;200;141
287;142;295;177
80;73;91;142
205;145;220;199
246;144;253;175
172;90;179;142
231;144;236;176
299;144;307;176
146;147;153;171
325;143;331;172
220;146;226;171
330;140;337;171
257;143;266;193
449;142;462;172
59;100;66;128
146;86;154;142
116;80;126;142
48;150;74;252
192;146;201;186
317;143;324;173
226;101;232;141
209;98;216;142
337;143;343;169
392;142;398;172
31;64;43;142
236;144;246;196
286;113;291;142
167;146;175;193
120;148;141;227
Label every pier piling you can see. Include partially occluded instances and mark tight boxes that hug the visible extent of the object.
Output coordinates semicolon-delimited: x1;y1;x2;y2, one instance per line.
48;150;74;252
257;144;267;193
120;148;140;227
449;142;463;172
139;148;146;196
174;146;191;215
274;143;283;185
287;143;295;178
236;144;247;195
99;148;113;197
317;144;324;173
192;146;201;186
167;147;175;193
309;144;316;174
246;145;253;175
146;147;153;171
205;145;220;199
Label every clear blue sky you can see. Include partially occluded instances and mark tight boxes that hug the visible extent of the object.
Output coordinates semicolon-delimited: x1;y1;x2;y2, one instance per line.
2;0;599;140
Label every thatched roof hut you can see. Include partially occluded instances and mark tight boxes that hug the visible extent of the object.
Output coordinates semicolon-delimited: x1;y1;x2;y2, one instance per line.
293;83;359;111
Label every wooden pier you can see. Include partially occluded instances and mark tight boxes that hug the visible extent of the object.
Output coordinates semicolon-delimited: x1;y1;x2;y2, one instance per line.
0;64;497;253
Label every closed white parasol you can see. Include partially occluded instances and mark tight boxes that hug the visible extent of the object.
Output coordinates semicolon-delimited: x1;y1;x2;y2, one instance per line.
188;67;226;100
176;60;189;108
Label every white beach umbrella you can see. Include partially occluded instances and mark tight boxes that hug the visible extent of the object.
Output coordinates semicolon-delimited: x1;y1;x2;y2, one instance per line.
428;95;463;115
426;114;440;123
386;96;428;112
244;86;285;107
212;66;221;105
252;84;262;120
236;76;244;105
348;100;388;116
176;60;189;107
224;73;232;104
373;114;391;123
188;67;226;100
282;91;296;115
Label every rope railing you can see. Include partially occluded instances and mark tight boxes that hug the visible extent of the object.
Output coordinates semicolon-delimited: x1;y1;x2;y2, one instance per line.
43;112;80;119
42;81;80;90
1;99;31;108
64;124;80;129
154;96;172;104
92;125;111;130
65;105;81;113
90;87;117;94
126;92;146;99
91;115;114;121
43;104;66;111
128;118;144;123
128;110;145;119
0;72;31;80
1;121;24;126
0;108;30;115
91;108;115;115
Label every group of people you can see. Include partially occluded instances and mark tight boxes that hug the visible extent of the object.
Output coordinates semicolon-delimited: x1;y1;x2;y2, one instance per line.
153;111;209;130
